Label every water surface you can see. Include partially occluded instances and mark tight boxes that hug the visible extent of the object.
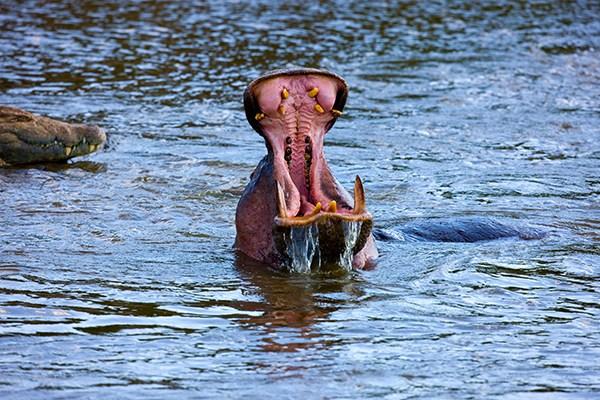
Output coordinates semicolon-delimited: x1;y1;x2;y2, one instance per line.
1;1;600;398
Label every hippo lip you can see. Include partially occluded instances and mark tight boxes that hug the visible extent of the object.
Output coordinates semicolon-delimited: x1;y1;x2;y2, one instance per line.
244;68;373;228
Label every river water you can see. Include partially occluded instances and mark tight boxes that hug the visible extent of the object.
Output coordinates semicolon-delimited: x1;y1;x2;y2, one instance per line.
1;1;599;398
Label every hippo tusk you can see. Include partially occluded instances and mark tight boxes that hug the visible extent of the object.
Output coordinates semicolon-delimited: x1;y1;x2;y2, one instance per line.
276;182;288;218
353;175;366;215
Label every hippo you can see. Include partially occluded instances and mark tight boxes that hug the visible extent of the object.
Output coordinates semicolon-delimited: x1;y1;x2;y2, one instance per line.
235;68;377;272
0;106;106;166
235;68;545;273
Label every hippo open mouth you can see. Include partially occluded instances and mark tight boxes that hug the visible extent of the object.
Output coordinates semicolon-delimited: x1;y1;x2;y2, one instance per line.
235;68;377;272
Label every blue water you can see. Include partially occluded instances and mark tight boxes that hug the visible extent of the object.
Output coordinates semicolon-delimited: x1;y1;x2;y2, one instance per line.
1;1;599;398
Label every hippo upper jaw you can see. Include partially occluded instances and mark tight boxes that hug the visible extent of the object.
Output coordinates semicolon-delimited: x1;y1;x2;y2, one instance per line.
236;68;378;272
0;106;106;165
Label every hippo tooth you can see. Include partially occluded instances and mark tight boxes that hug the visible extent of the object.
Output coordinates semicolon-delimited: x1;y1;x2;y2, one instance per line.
353;175;366;214
306;202;322;217
276;182;288;218
314;104;324;113
255;112;265;121
281;88;289;99
64;146;72;156
89;144;97;152
327;200;337;213
308;87;319;97
278;105;285;115
332;109;343;117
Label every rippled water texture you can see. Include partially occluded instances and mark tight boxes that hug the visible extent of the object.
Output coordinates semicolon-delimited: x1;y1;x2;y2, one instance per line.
1;1;600;398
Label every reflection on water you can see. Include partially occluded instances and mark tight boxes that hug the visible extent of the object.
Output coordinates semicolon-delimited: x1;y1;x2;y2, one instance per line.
235;254;364;353
1;0;600;398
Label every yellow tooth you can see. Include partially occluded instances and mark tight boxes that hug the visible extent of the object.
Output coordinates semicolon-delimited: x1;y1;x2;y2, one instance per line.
281;88;289;99
276;182;288;218
89;144;97;152
353;175;366;214
308;87;319;97
278;105;285;115
327;200;337;213
255;112;265;121
306;202;322;217
332;109;343;117
314;104;324;113
64;146;72;156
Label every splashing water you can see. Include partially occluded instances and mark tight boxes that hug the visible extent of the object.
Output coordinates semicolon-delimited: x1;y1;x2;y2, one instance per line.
283;224;320;273
282;221;363;273
339;221;362;270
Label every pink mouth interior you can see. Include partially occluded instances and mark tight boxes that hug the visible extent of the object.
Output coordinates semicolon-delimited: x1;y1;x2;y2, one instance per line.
251;74;350;217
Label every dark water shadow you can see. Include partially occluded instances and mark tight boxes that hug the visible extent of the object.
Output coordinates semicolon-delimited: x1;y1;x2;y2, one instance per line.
233;252;366;352
2;160;106;173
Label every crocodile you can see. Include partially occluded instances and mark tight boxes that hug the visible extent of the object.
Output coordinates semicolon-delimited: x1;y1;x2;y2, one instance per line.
0;106;106;166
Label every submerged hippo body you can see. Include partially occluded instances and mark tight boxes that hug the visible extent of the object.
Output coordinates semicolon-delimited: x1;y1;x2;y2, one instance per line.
235;69;378;272
0;106;106;166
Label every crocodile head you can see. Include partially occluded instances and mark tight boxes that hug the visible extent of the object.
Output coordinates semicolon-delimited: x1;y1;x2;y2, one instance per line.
0;106;106;166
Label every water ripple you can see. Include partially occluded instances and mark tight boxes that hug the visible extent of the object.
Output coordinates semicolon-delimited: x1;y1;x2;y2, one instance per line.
2;0;600;398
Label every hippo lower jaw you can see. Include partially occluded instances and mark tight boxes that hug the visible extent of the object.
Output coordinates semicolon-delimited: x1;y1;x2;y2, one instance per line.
0;106;106;166
274;175;370;227
271;174;375;272
235;68;378;272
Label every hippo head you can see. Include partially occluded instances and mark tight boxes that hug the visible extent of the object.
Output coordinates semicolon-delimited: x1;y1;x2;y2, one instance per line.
235;68;378;272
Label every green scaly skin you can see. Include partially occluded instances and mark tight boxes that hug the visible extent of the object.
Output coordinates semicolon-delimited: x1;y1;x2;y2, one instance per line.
0;106;106;166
